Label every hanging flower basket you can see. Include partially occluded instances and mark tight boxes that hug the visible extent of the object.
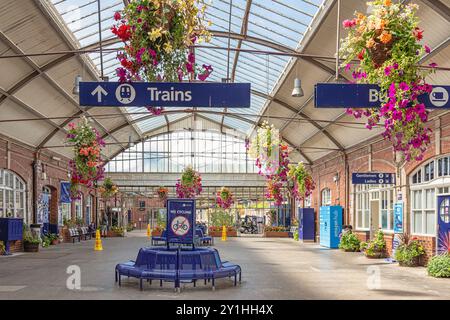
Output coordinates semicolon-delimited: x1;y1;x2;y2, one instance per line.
156;186;169;201
288;162;315;201
111;0;212;84
216;187;234;209
98;177;118;199
340;0;437;162
176;165;202;198
66;117;105;199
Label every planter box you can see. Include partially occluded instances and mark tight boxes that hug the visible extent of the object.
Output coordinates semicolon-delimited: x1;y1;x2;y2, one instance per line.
105;231;123;237
364;251;386;259
264;231;289;238
152;230;162;237
23;242;39;252
209;230;237;237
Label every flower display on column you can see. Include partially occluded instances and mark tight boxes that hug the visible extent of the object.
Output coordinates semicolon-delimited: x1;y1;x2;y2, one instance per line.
176;165;202;198
249;121;280;177
66;117;105;199
216;187;234;209
340;0;436;162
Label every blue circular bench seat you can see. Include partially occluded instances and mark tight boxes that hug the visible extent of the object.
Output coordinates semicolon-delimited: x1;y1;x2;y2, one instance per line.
115;247;241;291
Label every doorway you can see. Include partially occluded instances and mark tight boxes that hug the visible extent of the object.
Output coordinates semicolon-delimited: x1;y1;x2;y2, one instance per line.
370;200;380;239
437;195;450;254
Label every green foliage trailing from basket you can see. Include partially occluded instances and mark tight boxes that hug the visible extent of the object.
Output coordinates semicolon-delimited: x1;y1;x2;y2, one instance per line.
339;231;361;252
427;254;450;278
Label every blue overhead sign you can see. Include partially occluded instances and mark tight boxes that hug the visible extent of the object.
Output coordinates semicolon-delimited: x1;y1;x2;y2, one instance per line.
352;173;395;185
166;199;195;245
79;82;251;108
315;83;450;109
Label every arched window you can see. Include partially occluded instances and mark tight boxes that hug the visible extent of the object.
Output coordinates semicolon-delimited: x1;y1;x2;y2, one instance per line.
0;169;27;221
409;155;450;235
105;131;257;174
321;188;331;207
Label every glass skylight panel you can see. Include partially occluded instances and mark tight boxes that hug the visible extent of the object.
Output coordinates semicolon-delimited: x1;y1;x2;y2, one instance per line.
50;0;324;137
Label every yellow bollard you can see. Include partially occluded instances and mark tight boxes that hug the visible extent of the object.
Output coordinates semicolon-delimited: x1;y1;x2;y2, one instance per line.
147;223;151;239
221;225;227;241
94;229;103;251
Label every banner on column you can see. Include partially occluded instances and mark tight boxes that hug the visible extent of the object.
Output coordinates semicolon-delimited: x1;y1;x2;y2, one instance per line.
60;182;71;203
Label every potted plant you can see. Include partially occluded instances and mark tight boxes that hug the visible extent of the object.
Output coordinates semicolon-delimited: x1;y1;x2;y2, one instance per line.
427;254;450;278
41;236;51;248
23;234;40;252
47;233;59;245
394;234;425;267
339;230;361;252
361;230;386;259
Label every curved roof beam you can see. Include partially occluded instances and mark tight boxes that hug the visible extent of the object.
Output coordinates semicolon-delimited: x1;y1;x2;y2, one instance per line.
102;108;312;164
251;90;344;150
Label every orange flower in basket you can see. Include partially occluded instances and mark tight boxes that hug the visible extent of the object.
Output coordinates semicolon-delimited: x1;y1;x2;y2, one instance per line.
366;38;376;49
384;0;392;6
379;31;392;44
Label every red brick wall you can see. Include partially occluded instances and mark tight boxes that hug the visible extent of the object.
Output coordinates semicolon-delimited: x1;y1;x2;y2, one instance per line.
305;112;450;257
0;134;99;248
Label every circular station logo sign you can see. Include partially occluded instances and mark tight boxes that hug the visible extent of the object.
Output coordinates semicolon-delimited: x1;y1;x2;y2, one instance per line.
170;215;190;236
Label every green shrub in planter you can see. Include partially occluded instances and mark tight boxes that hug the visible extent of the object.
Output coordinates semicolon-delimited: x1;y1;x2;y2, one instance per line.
362;230;386;258
427;254;450;278
394;235;425;267
339;231;361;252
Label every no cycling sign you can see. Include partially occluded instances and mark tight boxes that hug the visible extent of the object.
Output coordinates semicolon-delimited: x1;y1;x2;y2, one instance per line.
166;199;195;245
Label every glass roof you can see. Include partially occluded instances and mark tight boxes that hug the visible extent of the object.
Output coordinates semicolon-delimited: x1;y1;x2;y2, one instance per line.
50;0;324;135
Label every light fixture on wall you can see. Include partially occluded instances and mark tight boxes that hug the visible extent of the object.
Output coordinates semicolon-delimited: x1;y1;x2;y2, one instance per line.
72;75;82;95
333;173;340;183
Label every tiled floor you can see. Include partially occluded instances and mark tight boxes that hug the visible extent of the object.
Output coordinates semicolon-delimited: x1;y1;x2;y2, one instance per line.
0;231;449;300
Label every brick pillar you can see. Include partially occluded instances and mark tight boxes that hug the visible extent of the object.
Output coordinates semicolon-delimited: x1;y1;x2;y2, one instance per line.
32;159;44;225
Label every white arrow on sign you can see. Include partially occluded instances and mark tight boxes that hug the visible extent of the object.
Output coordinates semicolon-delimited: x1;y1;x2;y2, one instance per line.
91;85;108;102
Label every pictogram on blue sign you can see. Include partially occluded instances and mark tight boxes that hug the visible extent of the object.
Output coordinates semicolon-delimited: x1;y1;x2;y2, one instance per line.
166;199;195;245
79;82;251;108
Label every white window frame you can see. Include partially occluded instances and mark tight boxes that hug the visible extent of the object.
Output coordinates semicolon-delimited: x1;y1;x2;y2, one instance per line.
75;194;83;220
353;184;395;232
0;169;27;223
321;188;331;206
409;155;450;236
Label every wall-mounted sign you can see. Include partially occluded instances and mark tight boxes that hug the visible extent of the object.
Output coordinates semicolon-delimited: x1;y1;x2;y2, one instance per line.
352;173;395;185
79;82;251;108
166;199;195;245
315;83;450;109
394;202;404;234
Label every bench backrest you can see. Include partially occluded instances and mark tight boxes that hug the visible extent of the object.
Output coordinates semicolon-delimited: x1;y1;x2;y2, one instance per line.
69;228;79;236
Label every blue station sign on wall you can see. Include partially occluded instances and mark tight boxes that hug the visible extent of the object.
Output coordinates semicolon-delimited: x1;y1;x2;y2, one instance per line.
79;82;251;108
315;83;450;109
166;199;195;245
352;173;396;185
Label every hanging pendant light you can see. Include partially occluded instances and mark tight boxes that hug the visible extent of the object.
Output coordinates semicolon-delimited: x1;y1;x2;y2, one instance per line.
292;78;304;98
128;135;134;148
72;75;82;95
